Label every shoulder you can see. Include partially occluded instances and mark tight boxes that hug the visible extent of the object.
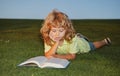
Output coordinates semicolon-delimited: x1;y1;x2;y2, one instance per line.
72;35;79;41
72;35;88;43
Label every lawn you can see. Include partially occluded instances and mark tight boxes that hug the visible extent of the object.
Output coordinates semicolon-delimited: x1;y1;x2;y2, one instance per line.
0;19;120;76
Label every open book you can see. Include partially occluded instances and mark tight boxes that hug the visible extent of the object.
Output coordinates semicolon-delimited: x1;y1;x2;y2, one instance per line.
18;56;70;68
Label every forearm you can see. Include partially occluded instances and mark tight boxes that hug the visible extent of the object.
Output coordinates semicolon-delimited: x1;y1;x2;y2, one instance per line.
45;42;59;57
52;54;76;60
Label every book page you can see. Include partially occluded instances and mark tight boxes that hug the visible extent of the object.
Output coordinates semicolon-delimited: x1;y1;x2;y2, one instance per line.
41;57;70;68
18;56;70;68
18;56;48;67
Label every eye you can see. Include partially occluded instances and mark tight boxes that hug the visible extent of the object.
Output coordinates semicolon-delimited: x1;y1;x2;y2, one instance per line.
51;29;56;33
59;29;64;32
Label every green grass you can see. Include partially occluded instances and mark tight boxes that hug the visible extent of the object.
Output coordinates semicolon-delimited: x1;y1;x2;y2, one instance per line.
0;19;120;76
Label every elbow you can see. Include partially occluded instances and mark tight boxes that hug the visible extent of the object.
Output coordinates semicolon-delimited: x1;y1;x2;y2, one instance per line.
72;55;76;60
69;54;76;60
45;53;49;57
45;53;53;58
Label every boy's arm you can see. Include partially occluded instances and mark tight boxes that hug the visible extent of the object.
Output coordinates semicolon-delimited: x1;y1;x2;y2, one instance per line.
52;53;76;60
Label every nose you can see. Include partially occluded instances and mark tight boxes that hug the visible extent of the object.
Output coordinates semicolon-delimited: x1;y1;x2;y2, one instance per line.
55;31;60;36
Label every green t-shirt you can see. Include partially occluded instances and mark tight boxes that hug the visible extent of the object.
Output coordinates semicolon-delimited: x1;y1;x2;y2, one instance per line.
44;35;91;54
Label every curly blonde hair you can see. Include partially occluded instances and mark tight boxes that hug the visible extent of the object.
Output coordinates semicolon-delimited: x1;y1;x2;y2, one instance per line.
40;10;76;46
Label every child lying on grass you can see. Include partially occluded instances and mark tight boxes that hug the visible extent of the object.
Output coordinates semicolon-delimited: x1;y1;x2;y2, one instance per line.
40;10;111;60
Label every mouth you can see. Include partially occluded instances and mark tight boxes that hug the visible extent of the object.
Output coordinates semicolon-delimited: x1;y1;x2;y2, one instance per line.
54;37;61;40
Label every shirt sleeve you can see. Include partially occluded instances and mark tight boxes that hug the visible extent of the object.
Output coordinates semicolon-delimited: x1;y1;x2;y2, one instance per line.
69;41;79;54
68;35;90;54
67;36;79;54
44;43;51;53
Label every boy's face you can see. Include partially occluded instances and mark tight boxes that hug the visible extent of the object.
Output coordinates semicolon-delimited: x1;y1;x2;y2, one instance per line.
49;27;66;42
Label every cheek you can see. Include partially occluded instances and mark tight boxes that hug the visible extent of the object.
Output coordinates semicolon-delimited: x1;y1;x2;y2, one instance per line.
49;32;54;40
49;31;55;36
60;32;65;37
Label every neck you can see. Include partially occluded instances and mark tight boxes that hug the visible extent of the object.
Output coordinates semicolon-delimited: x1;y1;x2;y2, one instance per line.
58;39;64;46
